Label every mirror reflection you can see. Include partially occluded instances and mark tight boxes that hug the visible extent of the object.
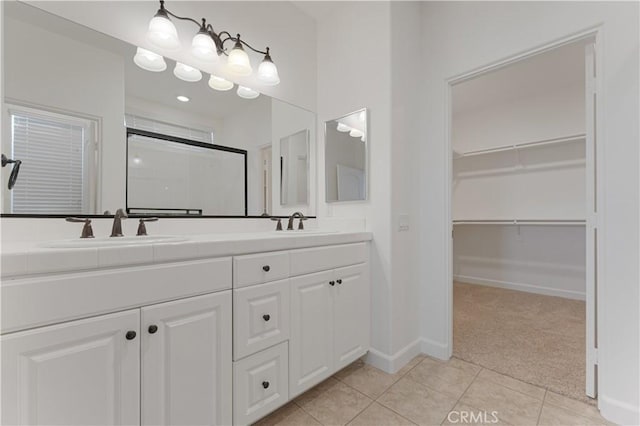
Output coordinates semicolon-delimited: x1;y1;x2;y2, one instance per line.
325;109;368;202
1;2;315;217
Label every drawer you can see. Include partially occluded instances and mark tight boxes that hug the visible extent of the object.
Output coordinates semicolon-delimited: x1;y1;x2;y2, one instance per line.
233;279;290;360
233;251;290;288
233;342;288;426
289;243;368;277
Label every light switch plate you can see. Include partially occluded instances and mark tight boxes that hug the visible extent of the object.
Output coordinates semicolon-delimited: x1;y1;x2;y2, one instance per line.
398;214;409;231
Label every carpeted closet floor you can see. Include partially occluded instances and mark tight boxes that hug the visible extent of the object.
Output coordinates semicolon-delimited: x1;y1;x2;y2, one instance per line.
453;281;593;404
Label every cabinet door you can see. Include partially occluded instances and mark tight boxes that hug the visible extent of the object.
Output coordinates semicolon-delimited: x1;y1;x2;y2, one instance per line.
333;263;370;370
1;310;140;426
141;291;232;426
289;270;334;397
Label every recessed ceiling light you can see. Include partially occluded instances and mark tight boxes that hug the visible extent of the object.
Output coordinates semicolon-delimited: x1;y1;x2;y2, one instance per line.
177;95;190;102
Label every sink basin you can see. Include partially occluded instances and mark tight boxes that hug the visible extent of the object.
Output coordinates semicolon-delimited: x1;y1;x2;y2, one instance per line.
40;235;189;249
271;230;338;236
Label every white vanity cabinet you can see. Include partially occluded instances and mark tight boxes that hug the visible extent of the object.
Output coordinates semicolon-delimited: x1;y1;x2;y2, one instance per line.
1;310;141;426
289;262;369;397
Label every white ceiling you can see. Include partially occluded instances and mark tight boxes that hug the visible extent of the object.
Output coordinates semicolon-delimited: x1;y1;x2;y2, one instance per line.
453;41;587;115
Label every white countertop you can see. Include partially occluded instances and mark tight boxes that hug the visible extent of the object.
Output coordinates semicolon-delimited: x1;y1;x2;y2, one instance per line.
0;231;372;278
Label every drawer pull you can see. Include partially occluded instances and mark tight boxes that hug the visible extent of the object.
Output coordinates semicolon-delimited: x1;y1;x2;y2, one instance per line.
337;279;343;284
148;325;158;334
263;314;271;322
262;381;270;389
262;265;271;272
329;281;335;286
125;331;137;340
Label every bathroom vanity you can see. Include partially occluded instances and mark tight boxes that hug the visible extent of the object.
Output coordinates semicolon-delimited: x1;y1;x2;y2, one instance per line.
0;231;371;425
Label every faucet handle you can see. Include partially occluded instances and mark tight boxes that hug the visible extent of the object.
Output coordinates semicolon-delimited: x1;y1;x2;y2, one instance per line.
298;216;308;230
137;217;159;236
65;217;94;239
270;217;283;231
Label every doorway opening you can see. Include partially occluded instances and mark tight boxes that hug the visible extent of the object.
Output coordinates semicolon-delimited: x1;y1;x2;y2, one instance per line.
448;35;600;403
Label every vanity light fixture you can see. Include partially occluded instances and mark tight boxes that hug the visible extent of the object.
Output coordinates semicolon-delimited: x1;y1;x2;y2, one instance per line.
143;0;279;84
174;62;202;82
237;86;260;99
176;95;190;102
336;123;351;132
208;74;234;91
133;47;167;72
349;128;364;138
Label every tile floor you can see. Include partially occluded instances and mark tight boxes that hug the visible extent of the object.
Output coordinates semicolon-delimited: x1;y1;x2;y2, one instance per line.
255;355;613;426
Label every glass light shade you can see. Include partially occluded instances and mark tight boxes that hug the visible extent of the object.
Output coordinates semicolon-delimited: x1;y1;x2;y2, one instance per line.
173;62;202;82
237;86;260;99
133;47;167;72
146;14;180;50
349;128;364;138
208;74;234;91
336;123;351;132
227;44;252;76
191;32;218;62
257;58;280;86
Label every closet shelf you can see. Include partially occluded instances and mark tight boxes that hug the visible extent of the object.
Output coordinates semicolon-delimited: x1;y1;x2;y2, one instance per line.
453;219;586;226
454;133;586;159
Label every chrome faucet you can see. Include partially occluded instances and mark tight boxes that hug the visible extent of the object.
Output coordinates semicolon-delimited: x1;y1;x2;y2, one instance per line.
287;211;307;230
110;208;127;237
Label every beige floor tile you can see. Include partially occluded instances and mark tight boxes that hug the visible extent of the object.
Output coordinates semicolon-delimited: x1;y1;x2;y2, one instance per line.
377;377;458;425
254;402;322;426
338;364;399;399
335;359;366;381
538;404;610;426
476;369;546;400
405;357;480;399
348;402;416;426
543;392;611;424
442;403;513;425
458;377;543;426
396;354;427;377
297;380;372;425
294;377;341;407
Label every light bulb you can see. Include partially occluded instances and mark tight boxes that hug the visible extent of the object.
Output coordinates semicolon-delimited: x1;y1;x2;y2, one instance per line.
133;47;167;72
336;123;351;132
174;62;202;82
350;128;364;138
237;86;260;99
191;31;218;62
176;95;190;102
208;74;234;91
257;52;280;86
227;40;252;76
146;9;180;50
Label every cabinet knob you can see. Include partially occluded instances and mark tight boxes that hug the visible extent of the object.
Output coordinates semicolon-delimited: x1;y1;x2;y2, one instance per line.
329;281;335;286
148;325;158;334
262;381;270;389
337;279;343;284
125;331;137;340
263;314;271;322
263;265;271;272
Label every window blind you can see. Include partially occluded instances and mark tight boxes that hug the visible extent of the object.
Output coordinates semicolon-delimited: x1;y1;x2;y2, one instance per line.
11;112;86;214
125;114;214;144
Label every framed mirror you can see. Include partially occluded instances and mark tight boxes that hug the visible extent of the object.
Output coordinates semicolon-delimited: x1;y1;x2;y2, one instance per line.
1;1;315;218
325;109;368;202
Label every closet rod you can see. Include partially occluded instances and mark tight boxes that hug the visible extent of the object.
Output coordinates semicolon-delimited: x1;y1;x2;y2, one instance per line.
457;133;586;158
453;219;586;226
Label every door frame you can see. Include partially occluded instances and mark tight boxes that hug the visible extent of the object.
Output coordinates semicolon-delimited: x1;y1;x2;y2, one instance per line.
443;26;603;397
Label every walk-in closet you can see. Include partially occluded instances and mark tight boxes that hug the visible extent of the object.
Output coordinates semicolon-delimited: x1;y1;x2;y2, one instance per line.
451;40;598;403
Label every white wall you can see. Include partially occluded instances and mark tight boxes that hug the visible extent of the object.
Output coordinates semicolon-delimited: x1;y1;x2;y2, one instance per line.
3;14;125;212
420;2;639;423
27;1;317;111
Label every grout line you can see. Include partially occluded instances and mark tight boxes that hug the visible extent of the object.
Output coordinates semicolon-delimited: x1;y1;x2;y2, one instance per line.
536;390;548;425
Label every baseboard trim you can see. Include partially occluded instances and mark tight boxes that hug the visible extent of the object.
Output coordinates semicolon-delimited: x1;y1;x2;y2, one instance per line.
454;274;586;301
365;338;423;374
421;337;449;360
599;394;640;425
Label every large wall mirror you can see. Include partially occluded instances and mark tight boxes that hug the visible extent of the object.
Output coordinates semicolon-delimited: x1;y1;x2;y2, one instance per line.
325;109;368;202
1;2;315;217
